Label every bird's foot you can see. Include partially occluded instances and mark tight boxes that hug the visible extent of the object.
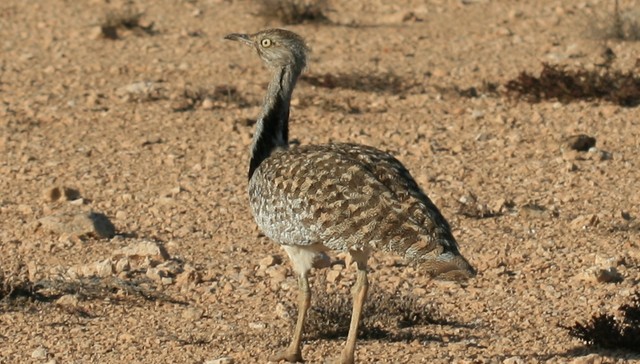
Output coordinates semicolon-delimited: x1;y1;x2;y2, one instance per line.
268;347;303;363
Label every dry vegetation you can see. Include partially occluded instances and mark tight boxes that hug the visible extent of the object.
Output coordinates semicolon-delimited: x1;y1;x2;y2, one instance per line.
300;71;410;94
303;288;446;341
170;85;250;112
504;63;640;107
255;0;330;25
99;4;155;39
0;266;172;307
565;291;640;353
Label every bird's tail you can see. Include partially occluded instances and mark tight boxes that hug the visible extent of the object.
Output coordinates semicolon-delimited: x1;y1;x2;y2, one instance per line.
421;252;476;281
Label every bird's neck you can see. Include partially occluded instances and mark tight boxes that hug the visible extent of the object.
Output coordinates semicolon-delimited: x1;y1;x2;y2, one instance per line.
248;65;299;180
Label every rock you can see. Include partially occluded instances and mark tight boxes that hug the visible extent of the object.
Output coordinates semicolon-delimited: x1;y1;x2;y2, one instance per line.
157;260;182;276
565;134;596;151
182;307;204;321
259;255;281;269
170;98;194;112
222;282;234;293
114;258;130;273
265;266;287;284
594;255;618;267
94;259;113;277
570;354;603;364
31;346;48;359
569;214;599;230
491;198;507;214
69;198;84;206
326;269;341;283
565;162;578;172
89;25;103;40
205;358;234;364
112;240;170;262
146;267;164;281
248;322;266;330
27;261;39;282
496;27;513;36
39;212;115;239
17;204;33;215
595;267;622;283
43;186;62;202
117;81;162;102
56;294;79;307
587;147;612;161
43;186;81;202
275;302;291;321
65;266;80;279
176;264;201;287
115;210;127;221
575;255;623;283
64;186;80;200
503;357;524;364
201;98;214;110
118;333;135;343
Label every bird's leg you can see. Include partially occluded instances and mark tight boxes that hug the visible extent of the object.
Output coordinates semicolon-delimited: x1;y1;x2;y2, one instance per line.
269;274;310;363
340;259;369;364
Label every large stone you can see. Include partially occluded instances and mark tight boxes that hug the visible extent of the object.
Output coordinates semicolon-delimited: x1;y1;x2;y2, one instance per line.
565;134;596;151
94;259;114;278
259;254;281;269
31;347;48;360
43;186;80;202
204;358;234;364
112;240;170;262
39;212;115;239
176;264;201;287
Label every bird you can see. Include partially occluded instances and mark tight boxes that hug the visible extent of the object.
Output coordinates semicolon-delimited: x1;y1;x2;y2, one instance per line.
224;28;476;364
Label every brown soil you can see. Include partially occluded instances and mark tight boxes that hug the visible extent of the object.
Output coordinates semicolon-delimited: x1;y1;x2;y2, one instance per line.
1;0;640;363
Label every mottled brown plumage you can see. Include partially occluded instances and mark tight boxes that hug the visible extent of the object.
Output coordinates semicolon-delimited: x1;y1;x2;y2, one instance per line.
225;28;475;364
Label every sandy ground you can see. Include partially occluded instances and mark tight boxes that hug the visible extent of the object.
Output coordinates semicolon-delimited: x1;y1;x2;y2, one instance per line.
1;0;640;363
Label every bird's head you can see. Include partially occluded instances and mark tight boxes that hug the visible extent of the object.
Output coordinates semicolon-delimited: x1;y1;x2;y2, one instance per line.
224;29;309;71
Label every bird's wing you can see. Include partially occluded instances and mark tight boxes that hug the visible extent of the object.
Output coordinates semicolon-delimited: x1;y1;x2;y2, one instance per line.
250;143;474;278
252;144;457;255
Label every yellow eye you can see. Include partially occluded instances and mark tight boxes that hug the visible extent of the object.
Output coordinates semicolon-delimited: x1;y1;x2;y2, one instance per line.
261;38;272;47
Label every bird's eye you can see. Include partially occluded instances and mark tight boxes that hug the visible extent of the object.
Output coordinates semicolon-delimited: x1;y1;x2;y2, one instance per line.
261;38;272;47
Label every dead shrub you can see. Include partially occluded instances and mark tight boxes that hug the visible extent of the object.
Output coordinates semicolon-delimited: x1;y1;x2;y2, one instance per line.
564;290;640;353
300;288;445;341
300;71;410;94
505;63;640;107
0;267;34;301
1;263;177;312
170;85;250;112
100;5;155;39
255;0;330;25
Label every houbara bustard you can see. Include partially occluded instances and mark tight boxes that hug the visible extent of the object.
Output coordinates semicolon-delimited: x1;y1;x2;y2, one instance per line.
224;29;476;364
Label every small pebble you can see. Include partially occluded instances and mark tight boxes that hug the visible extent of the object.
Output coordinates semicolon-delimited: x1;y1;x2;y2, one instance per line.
31;347;47;360
205;357;234;364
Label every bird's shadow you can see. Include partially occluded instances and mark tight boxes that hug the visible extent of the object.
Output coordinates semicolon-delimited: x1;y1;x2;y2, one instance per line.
285;286;476;344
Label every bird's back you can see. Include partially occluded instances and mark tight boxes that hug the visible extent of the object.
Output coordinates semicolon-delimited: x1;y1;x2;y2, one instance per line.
249;143;475;279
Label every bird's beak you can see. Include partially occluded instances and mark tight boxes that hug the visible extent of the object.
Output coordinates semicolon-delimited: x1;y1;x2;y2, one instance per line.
224;33;253;46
